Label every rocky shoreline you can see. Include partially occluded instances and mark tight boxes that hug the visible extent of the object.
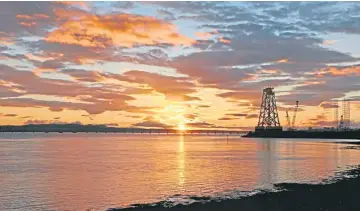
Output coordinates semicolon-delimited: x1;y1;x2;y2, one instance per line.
109;166;360;211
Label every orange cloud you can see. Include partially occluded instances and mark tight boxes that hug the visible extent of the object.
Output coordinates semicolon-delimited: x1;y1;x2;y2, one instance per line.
196;32;212;40
260;69;280;74
195;30;218;40
312;66;360;77
277;58;288;63
46;9;195;48
323;40;337;45
24;51;64;65
55;68;199;101
16;13;49;27
303;80;326;85
0;64;156;115
121;70;198;101
16;14;32;20
25;54;54;62
19;22;36;27
133;116;172;129
61;69;107;82
16;14;49;20
31;59;64;76
34;14;50;19
0;32;14;45
33;68;57;75
219;37;231;44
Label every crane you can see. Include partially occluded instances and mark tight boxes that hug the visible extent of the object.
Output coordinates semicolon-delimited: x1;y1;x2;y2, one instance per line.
291;101;299;129
285;110;291;128
339;115;345;130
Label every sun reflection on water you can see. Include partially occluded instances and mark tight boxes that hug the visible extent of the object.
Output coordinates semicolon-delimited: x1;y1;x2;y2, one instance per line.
178;135;185;187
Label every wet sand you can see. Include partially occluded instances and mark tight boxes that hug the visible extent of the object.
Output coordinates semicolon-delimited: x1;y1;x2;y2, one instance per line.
109;166;360;211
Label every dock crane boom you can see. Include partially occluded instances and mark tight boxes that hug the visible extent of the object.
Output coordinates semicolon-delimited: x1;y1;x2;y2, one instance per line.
286;110;291;128
292;101;299;128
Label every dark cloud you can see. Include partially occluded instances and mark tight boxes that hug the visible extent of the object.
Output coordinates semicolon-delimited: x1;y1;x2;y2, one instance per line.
278;76;360;106
320;103;339;109
245;114;258;119
33;59;64;74
0;64;133;100
237;102;251;107
184;114;197;120
81;114;94;120
0;2;56;36
187;121;252;131
0;85;24;98
0;113;17;117
150;2;256;23
187;122;215;128
303;113;338;127
197;105;211;108
174;34;354;75
181;95;201;102
49;107;64;112
105;123;119;127
111;1;136;10
218;117;237;121
156;9;176;21
160;1;359;108
126;115;142;119
133;117;171;129
226;113;247;117
153;1;360;37
0;97;155;115
24;119;82;125
219;113;258;120
61;69;106;82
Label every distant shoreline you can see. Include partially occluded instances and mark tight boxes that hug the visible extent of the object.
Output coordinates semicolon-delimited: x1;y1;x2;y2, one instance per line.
0;132;243;136
243;129;360;140
0;123;245;135
109;165;360;211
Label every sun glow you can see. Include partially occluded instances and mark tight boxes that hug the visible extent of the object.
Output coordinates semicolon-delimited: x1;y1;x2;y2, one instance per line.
178;123;186;131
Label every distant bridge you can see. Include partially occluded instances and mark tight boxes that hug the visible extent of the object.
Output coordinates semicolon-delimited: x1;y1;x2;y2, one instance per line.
0;125;247;135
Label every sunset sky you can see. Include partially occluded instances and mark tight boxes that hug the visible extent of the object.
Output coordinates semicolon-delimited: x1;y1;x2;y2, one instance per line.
0;1;360;130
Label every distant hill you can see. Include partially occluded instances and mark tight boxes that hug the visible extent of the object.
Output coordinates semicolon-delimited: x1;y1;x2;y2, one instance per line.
0;123;244;134
0;123;145;133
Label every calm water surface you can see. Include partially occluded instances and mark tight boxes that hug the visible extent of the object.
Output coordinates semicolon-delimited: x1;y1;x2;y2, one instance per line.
1;133;360;211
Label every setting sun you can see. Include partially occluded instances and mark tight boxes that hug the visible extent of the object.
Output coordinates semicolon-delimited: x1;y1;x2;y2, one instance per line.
178;123;186;131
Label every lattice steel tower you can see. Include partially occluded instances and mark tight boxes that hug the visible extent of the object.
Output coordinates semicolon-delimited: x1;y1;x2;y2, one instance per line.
338;98;351;130
343;99;350;129
256;87;282;131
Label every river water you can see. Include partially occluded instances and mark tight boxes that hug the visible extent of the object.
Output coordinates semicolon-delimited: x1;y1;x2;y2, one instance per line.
1;133;360;211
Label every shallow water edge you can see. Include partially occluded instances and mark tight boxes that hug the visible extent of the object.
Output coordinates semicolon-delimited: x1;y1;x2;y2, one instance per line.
109;165;360;211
